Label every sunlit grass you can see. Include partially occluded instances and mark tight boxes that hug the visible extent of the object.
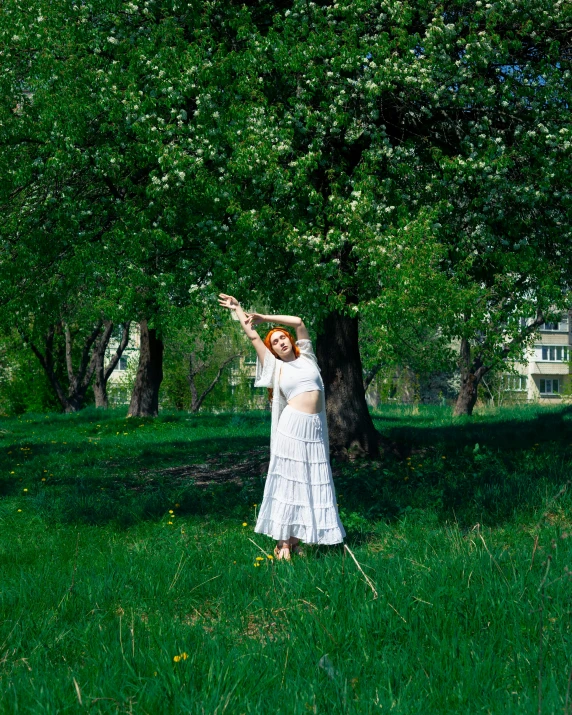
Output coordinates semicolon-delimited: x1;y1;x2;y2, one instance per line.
1;405;571;713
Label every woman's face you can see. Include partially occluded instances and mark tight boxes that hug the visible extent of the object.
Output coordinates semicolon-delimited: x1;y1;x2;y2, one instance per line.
271;332;294;359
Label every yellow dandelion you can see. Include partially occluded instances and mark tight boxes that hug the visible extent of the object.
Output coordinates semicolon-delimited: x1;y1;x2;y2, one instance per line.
255;556;264;561
17;509;22;513
442;456;446;459
10;471;14;474
23;488;28;492
254;563;260;567
168;521;173;525
242;522;247;527
253;503;257;507
267;554;273;560
41;478;46;482
169;509;174;514
43;470;47;472
175;503;180;508
173;655;181;663
181;652;188;660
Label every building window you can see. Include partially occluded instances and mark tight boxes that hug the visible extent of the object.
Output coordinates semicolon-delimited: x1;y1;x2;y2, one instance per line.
539;379;559;394
502;375;527;391
118;357;128;371
539;346;569;362
541;316;568;332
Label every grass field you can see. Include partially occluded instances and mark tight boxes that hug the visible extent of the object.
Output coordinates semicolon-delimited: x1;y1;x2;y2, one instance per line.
1;404;572;713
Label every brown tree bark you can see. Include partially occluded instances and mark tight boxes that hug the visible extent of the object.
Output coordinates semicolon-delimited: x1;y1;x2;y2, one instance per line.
316;311;381;459
93;321;131;408
453;310;546;416
453;338;488;417
188;352;241;412
127;321;163;417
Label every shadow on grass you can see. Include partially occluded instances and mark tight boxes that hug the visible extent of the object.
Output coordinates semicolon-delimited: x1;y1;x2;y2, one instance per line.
2;405;571;533
373;403;572;451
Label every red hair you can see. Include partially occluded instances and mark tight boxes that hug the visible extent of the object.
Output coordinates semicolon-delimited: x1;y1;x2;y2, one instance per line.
263;327;300;402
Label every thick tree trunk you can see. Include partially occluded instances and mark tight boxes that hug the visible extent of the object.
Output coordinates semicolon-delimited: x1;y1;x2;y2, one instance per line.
453;375;480;416
92;377;109;409
453;338;488;417
316;311;381;459
127;321;163;417
93;321;131;408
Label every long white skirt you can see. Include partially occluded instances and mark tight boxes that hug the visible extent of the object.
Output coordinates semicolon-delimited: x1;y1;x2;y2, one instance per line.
254;405;346;545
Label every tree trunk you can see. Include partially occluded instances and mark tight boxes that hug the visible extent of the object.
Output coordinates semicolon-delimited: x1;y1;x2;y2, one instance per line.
453;311;547;417
127;321;163;417
316;311;381;459
453;376;480;416
93;321;131;408
93;374;109;409
453;338;488;417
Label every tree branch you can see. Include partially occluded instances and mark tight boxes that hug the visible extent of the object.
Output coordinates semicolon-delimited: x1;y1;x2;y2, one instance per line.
103;321;131;382
189;354;241;412
364;361;384;392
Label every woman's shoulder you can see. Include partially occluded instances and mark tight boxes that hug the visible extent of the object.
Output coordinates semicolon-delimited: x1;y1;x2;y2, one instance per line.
295;339;319;366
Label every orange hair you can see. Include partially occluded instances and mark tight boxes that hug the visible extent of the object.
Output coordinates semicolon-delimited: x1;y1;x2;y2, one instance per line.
263;327;300;402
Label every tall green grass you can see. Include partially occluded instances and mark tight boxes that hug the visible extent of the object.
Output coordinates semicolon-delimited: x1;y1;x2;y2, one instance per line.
1;405;571;713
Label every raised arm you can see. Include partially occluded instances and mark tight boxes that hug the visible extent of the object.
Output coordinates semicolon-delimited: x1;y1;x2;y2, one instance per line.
218;294;267;363
245;313;310;341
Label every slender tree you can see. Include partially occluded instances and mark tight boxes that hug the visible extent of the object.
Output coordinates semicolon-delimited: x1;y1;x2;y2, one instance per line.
92;321;131;409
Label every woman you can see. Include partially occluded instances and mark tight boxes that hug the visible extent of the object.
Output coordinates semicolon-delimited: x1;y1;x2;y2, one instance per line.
219;293;345;560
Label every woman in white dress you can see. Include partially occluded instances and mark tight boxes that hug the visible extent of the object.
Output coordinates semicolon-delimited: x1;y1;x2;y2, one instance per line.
219;293;346;560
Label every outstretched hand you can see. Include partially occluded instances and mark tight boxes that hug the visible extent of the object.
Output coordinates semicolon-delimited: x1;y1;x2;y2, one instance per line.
244;312;265;327
218;293;239;311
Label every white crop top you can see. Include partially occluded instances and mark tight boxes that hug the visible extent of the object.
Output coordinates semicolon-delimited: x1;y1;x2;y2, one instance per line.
254;339;328;456
279;354;323;401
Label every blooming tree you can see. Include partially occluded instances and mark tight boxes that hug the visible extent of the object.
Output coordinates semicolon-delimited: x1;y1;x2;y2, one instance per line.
1;0;571;442
213;0;572;440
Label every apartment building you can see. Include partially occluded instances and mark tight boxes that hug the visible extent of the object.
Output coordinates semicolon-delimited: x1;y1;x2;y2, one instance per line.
524;315;571;402
500;314;571;403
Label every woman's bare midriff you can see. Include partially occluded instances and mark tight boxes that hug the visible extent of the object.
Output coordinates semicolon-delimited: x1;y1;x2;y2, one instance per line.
288;390;323;414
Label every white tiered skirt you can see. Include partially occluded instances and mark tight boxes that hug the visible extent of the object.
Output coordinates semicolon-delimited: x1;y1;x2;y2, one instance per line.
254;405;346;545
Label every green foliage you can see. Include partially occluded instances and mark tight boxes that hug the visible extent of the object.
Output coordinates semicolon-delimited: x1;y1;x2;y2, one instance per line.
0;332;67;414
1;405;572;712
161;318;261;412
1;0;572;419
